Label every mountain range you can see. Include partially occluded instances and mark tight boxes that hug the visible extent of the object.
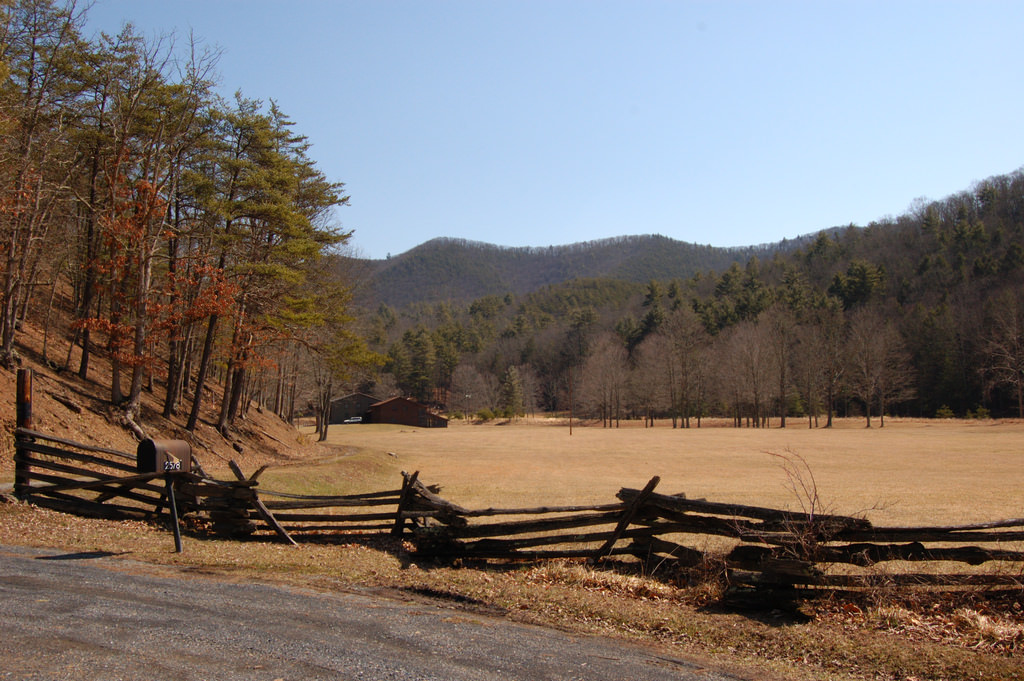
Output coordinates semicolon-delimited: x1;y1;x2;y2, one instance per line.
350;232;828;308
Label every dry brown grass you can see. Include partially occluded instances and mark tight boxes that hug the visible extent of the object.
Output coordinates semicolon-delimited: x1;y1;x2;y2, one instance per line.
307;417;1024;527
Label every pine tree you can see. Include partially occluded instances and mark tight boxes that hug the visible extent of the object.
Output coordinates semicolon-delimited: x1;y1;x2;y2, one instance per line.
499;365;524;419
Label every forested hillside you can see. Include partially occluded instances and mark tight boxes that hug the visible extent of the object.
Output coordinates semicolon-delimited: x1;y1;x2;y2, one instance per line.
0;1;374;443
367;168;1024;424
356;234;810;308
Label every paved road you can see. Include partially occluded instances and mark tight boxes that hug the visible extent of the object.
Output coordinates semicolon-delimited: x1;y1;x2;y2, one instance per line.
0;545;743;680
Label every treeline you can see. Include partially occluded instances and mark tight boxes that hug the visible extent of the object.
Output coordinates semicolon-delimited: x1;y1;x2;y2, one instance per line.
370;167;1024;424
0;1;373;439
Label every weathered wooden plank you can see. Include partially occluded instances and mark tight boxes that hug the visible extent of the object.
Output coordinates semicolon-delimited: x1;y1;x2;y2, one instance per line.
195;497;252;511
428;544;643;561
251;493;298;546
228;459;297;546
20;470;165;497
446;511;625;539
178;482;256;500
456;532;609;553
20;469;165;506
725;544;774;569
625;537;706;567
456;522;687;553
619;487;871;532
392;471;419;536
16;441;138;474
97;478;165;504
248;465;269;482
458;502;626;518
257;488;405;502
815;543;1024;566
28;492;156;520
632;508;760;539
207;508;252;520
282;523;401;533
259;497;402;510
14;427;135;461
210;521;258;536
834;528;1024;543
271;511;402;523
867;518;1024;533
592;476;660;563
227;462;260;486
722;557;826;585
15;450;142;483
408;477;470;515
189;454;210;479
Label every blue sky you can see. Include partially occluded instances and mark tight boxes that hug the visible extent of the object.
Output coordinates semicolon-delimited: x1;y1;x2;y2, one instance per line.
84;1;1024;260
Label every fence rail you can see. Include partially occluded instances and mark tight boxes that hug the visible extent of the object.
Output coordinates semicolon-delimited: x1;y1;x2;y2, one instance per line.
403;479;1024;587
9;369;1024;590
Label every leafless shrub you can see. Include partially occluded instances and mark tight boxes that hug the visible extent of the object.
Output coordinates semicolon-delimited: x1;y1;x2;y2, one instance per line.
768;449;827;520
765;449;835;564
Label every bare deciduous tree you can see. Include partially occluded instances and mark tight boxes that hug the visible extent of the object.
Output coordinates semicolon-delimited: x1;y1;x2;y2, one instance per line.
982;291;1024;417
846;305;914;427
578;333;629;427
661;305;711;428
718;320;779;427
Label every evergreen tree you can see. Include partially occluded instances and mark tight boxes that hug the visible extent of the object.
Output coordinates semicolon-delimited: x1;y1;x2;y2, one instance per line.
499;365;524;418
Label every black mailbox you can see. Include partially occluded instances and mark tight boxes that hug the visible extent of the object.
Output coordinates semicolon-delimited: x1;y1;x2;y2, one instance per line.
137;439;192;474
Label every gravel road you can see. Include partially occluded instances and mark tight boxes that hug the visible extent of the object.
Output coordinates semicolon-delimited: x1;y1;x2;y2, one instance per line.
0;545;744;680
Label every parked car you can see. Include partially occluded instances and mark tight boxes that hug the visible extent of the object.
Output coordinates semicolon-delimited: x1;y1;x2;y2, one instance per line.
342;416;362;424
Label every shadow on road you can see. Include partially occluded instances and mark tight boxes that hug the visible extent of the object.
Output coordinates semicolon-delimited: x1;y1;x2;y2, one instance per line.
37;550;128;561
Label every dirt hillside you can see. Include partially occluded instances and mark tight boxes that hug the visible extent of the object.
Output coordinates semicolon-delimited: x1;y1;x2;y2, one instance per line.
0;313;321;483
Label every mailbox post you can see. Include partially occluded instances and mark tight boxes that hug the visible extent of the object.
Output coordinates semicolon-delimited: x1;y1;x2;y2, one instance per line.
137;439;192;553
14;368;33;500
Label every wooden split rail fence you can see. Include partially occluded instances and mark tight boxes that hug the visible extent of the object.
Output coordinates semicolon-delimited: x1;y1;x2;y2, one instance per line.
9;369;1024;589
400;478;1024;588
10;426;447;543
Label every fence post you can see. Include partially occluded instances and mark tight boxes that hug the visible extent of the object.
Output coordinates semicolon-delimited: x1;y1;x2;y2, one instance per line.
13;368;33;499
392;470;419;536
590;475;660;565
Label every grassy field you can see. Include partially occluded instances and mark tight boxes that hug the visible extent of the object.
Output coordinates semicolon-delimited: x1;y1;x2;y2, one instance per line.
278;417;1024;528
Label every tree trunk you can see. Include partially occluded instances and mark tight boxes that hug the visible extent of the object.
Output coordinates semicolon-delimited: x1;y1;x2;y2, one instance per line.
162;232;181;418
78;89;109;381
1;264;21;368
317;381;332;441
825;385;835;428
109;291;124;404
287;377;297;424
218;363;236;435
186;312;218;432
273;360;285;416
125;253;153;415
225;365;246;426
164;334;182;417
41;270;60;364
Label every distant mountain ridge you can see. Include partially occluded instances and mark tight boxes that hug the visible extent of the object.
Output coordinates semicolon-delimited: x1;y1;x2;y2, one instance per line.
354;233;819;307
